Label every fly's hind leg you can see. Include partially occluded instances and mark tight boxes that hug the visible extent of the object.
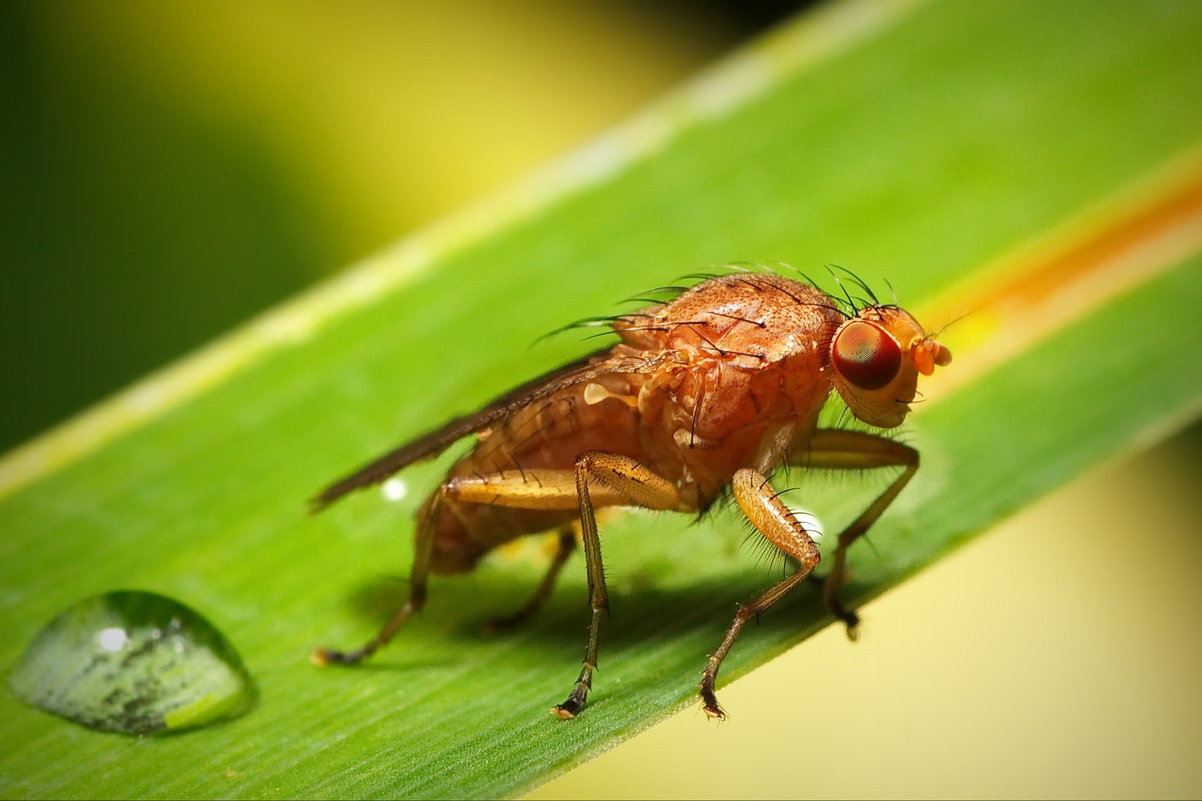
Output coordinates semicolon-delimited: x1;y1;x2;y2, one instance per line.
700;469;822;719
311;496;439;666
482;528;576;634
447;450;685;718
793;429;918;640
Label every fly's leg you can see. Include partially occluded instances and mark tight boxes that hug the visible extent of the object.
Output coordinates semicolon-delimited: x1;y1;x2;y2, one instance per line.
700;468;822;719
482;528;576;633
311;495;439;666
793;429;918;640
446;451;684;718
556;451;683;718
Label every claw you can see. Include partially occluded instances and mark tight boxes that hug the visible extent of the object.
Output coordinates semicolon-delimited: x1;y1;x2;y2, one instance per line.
551;696;582;719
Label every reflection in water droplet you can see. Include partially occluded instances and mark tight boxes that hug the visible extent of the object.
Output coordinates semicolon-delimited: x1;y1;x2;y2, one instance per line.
97;627;129;651
8;591;255;735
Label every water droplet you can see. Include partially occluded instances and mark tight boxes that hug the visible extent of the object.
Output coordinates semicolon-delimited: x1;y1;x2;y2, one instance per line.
8;591;255;735
381;477;408;502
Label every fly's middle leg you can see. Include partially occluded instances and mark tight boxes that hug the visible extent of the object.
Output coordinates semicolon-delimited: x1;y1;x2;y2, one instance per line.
558;451;685;718
792;429;919;639
447;450;684;718
700;468;822;719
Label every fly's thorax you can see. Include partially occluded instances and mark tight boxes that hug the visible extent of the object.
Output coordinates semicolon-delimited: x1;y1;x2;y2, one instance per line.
615;274;844;437
626;344;830;501
829;305;952;428
609;274;847;491
614;274;845;365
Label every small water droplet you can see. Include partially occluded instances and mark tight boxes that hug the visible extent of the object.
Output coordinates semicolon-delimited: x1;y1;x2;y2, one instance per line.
381;477;408;502
796;510;824;540
8;591;255;735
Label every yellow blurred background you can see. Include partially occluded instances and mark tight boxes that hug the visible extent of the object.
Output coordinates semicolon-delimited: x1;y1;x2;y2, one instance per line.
2;2;1198;798
530;427;1202;799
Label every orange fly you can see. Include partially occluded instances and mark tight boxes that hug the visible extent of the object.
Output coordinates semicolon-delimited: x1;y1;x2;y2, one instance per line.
311;269;952;719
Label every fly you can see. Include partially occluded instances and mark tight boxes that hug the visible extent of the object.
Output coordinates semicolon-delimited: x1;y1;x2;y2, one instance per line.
310;270;952;719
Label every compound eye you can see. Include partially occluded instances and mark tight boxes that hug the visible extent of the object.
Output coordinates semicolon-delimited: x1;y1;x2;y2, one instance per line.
832;320;902;390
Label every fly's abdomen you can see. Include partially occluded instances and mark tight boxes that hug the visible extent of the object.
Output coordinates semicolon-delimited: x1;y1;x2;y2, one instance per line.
422;494;577;574
424;375;648;574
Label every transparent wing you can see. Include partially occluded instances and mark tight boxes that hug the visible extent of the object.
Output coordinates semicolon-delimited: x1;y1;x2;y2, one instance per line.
310;347;668;511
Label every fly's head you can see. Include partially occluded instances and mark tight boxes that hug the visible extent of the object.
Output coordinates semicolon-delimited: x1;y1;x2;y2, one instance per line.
829;306;952;428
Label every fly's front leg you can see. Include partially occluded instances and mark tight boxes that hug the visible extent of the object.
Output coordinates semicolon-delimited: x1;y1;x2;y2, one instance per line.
700;469;822;719
794;429;918;639
446;452;684;718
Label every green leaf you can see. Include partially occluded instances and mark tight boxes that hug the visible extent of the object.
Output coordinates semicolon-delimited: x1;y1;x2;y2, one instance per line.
3;0;1201;798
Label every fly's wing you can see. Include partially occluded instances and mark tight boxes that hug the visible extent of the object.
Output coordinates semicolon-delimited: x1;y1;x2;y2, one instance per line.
310;347;667;511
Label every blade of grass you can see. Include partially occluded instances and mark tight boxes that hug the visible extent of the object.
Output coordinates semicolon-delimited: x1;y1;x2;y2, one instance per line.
3;0;1201;798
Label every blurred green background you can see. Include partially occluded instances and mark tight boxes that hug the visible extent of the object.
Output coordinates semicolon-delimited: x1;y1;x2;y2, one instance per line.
3;2;1199;798
0;0;803;455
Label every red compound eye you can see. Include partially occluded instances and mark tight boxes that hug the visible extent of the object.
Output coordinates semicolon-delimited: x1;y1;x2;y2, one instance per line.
832;320;902;390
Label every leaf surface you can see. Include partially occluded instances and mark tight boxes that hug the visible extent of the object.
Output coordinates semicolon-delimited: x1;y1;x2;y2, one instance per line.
2;0;1201;797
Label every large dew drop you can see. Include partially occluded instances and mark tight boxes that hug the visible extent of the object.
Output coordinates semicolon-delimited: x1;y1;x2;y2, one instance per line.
8;591;255;735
